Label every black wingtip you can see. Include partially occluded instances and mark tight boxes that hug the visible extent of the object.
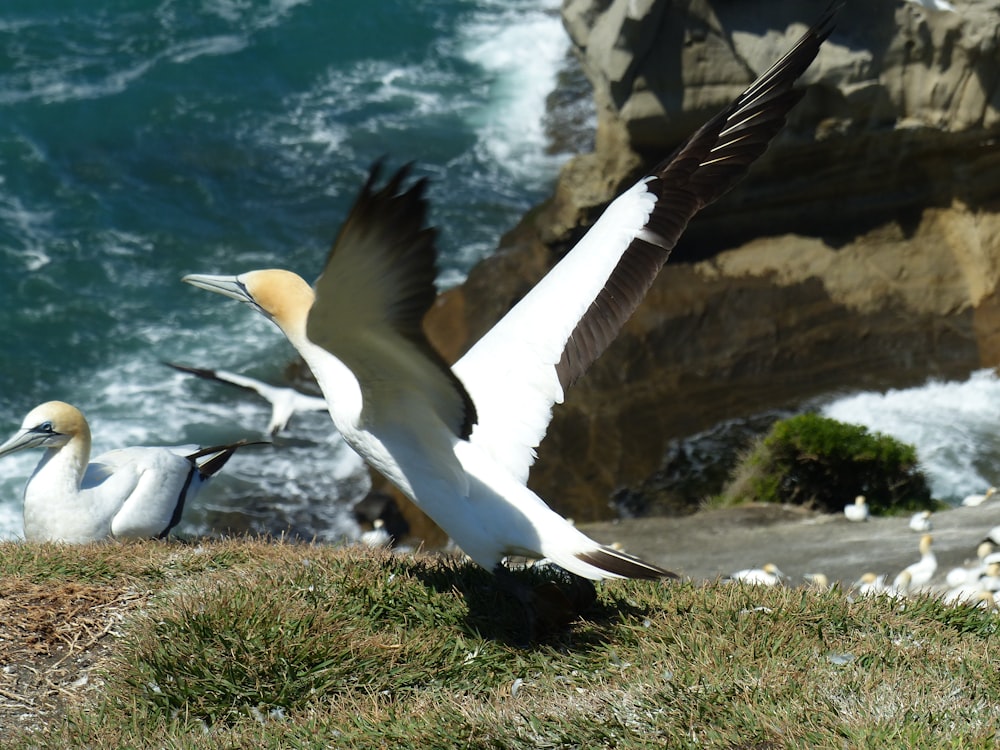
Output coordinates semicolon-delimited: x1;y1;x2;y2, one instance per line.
576;546;679;581
163;360;217;380
187;439;269;479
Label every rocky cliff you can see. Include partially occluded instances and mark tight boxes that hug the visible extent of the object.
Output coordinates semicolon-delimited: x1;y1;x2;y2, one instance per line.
384;0;1000;540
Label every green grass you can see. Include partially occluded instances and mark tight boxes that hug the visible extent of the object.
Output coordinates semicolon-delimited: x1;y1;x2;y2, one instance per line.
2;540;999;749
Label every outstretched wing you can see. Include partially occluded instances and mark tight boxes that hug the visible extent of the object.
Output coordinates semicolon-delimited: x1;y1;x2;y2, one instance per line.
454;7;838;484
306;163;477;442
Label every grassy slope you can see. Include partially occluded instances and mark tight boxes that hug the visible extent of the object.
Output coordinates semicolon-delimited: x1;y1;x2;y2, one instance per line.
1;539;998;749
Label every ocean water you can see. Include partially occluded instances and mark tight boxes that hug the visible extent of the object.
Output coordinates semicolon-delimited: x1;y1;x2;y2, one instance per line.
0;0;584;540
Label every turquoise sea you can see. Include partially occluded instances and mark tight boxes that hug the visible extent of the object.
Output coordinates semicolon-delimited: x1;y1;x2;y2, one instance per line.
0;0;585;539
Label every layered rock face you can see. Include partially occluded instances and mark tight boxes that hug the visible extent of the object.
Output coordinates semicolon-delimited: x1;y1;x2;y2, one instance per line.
394;0;1000;537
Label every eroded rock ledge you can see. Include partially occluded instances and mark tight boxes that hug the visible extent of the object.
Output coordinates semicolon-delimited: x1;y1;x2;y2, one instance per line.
401;0;1000;536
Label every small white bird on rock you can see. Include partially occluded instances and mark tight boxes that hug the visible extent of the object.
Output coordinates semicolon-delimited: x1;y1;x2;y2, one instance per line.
844;495;870;522
909;510;932;532
0;401;257;543
961;486;997;507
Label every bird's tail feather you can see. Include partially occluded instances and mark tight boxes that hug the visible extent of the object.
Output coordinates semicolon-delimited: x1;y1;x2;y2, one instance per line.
187;439;268;479
575;546;678;580
542;535;678;581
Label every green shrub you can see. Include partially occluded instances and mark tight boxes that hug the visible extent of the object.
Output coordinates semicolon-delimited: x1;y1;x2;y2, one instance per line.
718;413;934;515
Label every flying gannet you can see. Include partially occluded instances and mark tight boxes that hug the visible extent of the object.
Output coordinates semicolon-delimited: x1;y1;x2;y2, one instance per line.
183;8;837;582
0;400;258;543
166;361;328;435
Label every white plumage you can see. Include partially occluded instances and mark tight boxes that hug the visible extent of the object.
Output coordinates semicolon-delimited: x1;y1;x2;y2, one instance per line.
908;510;932;532
961;486;996;507
893;534;937;591
0;401;253;542
728;563;786;586
183;10;835;580
843;495;870;522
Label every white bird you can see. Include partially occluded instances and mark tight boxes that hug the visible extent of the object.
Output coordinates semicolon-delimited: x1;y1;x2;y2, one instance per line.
961;486;996;507
980;562;1000;592
908;509;932;532
727;563;786;586
945;541;995;587
359;518;392;548
844;495;870;522
941;583;982;606
166;361;328;435
893;534;936;591
0;401;256;543
182;11;835;581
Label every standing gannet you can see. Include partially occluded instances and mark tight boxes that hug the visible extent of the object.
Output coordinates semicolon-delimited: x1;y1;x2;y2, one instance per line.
893;534;936;591
183;9;837;581
844;495;870;522
166;361;328;435
961;486;996;507
0;401;257;543
908;509;932;532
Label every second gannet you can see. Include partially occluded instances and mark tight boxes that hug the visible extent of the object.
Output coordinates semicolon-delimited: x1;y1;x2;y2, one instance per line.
166;361;328;435
183;9;836;581
0;401;258;543
844;495;870;522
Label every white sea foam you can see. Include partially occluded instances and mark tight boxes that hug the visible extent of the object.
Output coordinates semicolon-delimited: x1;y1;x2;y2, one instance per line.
820;368;1000;504
458;0;574;183
167;35;248;65
0;195;54;271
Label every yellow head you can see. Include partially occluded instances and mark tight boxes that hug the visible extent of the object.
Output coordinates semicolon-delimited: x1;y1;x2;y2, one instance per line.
0;401;91;457
183;269;315;340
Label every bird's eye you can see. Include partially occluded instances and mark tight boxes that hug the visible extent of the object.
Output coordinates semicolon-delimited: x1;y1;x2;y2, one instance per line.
37;422;54;434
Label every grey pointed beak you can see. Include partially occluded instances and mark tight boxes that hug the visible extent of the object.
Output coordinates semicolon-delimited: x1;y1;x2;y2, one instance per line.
182;273;253;304
0;429;44;458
